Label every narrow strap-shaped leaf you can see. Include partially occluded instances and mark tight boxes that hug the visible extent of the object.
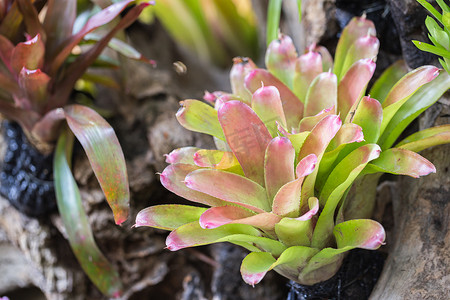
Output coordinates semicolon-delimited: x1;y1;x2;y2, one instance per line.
304;72;337;117
245;69;304;130
293;51;323;103
369;60;408;104
0;2;23;40
11;34;45;76
264;137;295;201
338;58;376;120
272;154;317;217
251;85;287;136
54;128;123;298
43;0;76;60
135;204;207;230
395;124;450;152
379;71;450;149
199;206;281;233
64;105;129;225
185;169;270;212
16;0;46;41
266;0;282;46
312;144;381;249
363;148;436;178
333;16;376;79
218;100;272;186
0;35;14;71
160;163;229;207
176;99;225;140
165;147;200;164
350;96;382;143
265;34;298;88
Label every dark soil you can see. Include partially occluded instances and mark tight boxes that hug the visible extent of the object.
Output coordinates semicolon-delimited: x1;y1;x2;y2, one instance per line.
0;121;56;217
287;249;386;300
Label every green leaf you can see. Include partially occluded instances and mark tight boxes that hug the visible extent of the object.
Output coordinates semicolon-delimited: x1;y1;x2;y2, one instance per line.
176;99;225;140
417;0;443;24
54;127;123;298
265;34;298;88
350;96;382;143
251;85;287;135
379;71;450;149
293;51;323;103
266;0;282;46
298;107;333;132
334;219;385;250
339;35;379;81
64;105;129;225
395;124;450;152
304;72;337;117
240;252;276;286
193;149;243;174
135;205;207;230
369;60;408;104
413;40;450;59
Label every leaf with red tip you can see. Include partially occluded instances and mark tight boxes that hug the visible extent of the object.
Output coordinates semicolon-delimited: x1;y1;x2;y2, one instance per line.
218;100;272;185
64;105;129;225
165;147;200;164
275;197;319;246
379;71;450;150
272;154;317;217
292;51;323;103
185;169;270;212
369;60;408;103
240;252;276;286
166;221;286;255
334;17;376;79
265;34;298;88
264;137;295;201
363;148;436;178
54;128;123;298
304;72;337;117
230;57;257;104
43;0;76;60
298;107;334;132
350;96;382;143
135;205;206;230
312;144;381;249
245;69;304;130
199;206;281;233
337;58;376;120
334;219;386;250
11;34;45;76
176;99;225;140
298;115;342;201
251;85;287;135
396;124;450;152
18;68;50;113
50;0;135;74
311;45;334;72
339;35;379;80
160;164;228;207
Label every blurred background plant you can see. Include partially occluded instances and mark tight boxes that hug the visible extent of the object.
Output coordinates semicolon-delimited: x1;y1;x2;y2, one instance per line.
414;0;450;73
0;0;153;297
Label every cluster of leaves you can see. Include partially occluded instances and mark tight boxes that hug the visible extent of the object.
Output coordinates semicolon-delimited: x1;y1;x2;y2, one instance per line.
138;0;258;67
135;17;450;285
414;0;450;73
0;0;152;297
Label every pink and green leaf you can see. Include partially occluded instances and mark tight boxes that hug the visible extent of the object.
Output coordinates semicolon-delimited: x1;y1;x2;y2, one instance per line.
264;137;295;201
395;124;450;152
339;35;379;81
298;107;334;132
165;147;200;164
18;68;50;113
16;0;46;41
311;45;334;72
334;219;386;250
54;128;123;298
312;144;381;249
350;96;382;143
304;72;337;117
369;60;408;103
0;35;14;71
337;58;376;120
185;169;270;212
333;16;376;79
292;51;323;103
218;100;272;185
230;57;257;104
176;99;225;140
245;69;304;130
265;34;298;88
240;252;276;286
193;149;243;174
135;204;206;230
363;148;436;178
251;85;287;135
0;2;23;40
64;105;129;225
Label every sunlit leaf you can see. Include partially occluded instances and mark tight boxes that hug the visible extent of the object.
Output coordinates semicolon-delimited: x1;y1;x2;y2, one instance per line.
135;205;206;230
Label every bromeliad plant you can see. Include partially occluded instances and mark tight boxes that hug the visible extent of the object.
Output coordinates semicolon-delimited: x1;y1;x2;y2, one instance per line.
135;16;450;285
0;0;152;297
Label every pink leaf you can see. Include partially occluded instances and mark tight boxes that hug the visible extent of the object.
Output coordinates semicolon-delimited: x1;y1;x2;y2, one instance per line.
11;34;45;76
251;85;287;134
298;106;334;132
293;51;323;103
230;57;257;104
18;68;50;113
265;34;298;88
165;147;200;164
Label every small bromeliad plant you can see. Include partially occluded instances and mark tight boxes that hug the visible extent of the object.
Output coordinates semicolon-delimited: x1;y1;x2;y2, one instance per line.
135;16;450;286
0;0;153;297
